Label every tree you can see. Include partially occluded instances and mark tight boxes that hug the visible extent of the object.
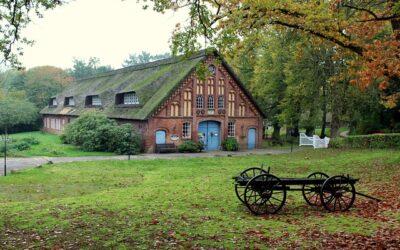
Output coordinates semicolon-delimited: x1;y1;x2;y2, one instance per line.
0;0;64;67
122;51;171;67
0;98;38;133
249;31;298;142
25;66;73;108
68;57;113;79
141;0;400;106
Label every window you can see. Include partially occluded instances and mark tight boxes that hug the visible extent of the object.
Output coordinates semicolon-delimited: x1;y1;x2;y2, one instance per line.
218;96;224;109
92;96;101;106
183;89;192;116
171;102;179;117
196;95;204;109
208;95;214;109
64;96;75;106
124;92;139;105
207;78;214;95
50;98;57;106
196;79;204;94
239;103;246;116
208;64;216;75
182;122;191;139
228;91;235;116
86;95;102;106
228;122;235;137
218;79;225;95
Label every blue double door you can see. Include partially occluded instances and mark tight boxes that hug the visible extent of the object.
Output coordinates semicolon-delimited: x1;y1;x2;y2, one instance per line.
198;121;220;151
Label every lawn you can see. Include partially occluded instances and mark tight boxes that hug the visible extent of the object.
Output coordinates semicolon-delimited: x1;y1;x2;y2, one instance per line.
0;149;399;249
6;132;115;157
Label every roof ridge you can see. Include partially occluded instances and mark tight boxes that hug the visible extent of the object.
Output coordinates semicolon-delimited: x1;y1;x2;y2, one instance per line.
76;50;208;82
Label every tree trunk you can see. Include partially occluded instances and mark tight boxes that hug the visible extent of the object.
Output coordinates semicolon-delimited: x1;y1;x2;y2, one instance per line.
330;112;341;138
305;127;314;136
271;124;281;144
320;85;327;138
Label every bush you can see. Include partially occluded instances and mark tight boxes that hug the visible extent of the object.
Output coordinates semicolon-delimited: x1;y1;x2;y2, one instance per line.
62;112;142;154
178;140;203;153
21;137;40;145
14;141;31;151
329;138;345;148
330;134;400;149
222;137;239;151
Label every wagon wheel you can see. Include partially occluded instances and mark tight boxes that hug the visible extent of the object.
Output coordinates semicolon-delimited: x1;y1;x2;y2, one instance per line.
302;172;329;206
244;174;286;215
320;175;356;212
235;167;267;204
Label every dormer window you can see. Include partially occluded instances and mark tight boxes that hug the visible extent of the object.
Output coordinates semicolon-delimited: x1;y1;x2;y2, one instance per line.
124;92;139;105
85;95;102;106
49;98;57;107
115;92;140;105
64;96;75;106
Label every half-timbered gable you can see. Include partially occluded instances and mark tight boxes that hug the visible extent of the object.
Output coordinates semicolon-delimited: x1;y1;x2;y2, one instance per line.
41;50;265;152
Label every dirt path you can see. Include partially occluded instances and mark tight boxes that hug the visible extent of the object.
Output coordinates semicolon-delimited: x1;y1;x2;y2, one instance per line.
1;148;302;176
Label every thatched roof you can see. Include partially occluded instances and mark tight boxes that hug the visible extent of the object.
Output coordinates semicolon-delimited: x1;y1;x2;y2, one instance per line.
41;50;266;120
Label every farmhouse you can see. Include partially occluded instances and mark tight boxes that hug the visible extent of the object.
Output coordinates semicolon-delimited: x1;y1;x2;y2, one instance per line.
41;50;265;152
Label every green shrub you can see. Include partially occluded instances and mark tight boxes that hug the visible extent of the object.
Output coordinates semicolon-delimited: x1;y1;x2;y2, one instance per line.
330;134;400;149
222;137;239;151
329;138;345;148
21;137;40;145
62;112;142;154
178;140;203;153
14;141;31;151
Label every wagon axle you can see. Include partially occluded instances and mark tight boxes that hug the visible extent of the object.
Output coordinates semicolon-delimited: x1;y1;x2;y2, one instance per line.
233;167;381;215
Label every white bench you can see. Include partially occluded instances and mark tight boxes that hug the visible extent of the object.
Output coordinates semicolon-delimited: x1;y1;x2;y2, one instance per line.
299;133;330;149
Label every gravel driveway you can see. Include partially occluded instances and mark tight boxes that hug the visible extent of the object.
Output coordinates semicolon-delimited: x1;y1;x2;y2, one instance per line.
1;148;301;176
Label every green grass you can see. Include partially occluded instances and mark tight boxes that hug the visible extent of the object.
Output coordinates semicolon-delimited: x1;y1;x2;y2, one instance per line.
7;131;115;157
0;149;399;248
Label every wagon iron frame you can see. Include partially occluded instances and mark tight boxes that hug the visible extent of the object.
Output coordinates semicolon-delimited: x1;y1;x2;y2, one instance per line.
234;167;381;215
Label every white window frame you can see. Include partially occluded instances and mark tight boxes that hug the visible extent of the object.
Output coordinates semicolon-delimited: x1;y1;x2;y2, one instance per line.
196;95;204;109
182;122;191;139
218;96;224;109
123;92;139;105
51;98;57;106
91;95;102;106
66;96;75;106
208;95;214;109
228;122;235;137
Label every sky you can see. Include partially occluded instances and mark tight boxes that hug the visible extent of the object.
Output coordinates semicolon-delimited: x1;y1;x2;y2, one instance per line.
20;0;188;70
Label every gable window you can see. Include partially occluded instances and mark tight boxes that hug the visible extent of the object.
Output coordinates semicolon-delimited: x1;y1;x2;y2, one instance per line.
218;79;225;95
49;98;57;107
218;96;224;109
228;122;235;137
207;78;214;95
124;92;139;105
183;89;192;116
208;64;216;75
64;96;75;106
239;103;246;116
182;122;191;139
228;91;235;116
196;79;204;94
208;95;214;109
85;95;102;106
196;95;204;109
171;102;179;117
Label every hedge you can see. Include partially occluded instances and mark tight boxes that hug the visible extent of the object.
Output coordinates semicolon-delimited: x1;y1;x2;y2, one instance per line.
330;134;400;149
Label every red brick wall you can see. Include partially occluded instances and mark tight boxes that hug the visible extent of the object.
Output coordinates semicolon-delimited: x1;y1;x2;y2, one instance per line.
147;55;264;152
42;115;74;134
